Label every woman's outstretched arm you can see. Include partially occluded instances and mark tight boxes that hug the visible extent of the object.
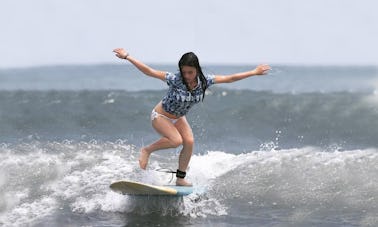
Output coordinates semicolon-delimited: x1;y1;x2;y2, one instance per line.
214;64;271;84
113;48;166;81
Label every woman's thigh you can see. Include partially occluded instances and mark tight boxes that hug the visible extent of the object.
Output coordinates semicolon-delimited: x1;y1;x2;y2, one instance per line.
152;116;182;142
174;117;194;145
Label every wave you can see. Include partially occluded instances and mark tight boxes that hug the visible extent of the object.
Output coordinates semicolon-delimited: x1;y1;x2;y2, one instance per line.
1;64;376;93
0;141;377;226
1;89;377;149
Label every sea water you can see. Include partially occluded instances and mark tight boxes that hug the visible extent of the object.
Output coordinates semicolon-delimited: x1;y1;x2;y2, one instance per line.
0;64;377;226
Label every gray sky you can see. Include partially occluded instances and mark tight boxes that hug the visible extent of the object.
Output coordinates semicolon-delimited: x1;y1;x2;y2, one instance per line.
1;0;377;68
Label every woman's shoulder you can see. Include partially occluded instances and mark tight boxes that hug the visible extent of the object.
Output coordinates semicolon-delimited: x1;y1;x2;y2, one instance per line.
203;73;216;86
166;71;180;77
166;71;183;86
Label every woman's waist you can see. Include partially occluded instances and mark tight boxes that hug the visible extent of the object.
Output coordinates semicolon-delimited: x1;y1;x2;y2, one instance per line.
154;102;180;119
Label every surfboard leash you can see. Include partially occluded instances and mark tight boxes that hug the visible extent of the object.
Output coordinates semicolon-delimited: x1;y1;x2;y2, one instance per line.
155;168;188;183
155;168;177;183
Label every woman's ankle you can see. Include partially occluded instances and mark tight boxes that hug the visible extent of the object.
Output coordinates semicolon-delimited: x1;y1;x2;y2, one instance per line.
139;148;151;169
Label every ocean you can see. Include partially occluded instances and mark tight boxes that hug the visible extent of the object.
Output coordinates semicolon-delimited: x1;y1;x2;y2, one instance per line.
0;64;377;226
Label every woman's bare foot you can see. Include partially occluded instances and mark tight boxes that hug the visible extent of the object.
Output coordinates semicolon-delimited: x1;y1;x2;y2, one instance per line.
139;147;151;170
176;178;192;187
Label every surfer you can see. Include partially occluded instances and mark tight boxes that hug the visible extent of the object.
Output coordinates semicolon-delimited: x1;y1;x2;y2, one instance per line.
113;48;270;186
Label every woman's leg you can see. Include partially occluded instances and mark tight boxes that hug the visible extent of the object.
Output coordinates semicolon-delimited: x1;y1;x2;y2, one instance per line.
174;116;194;186
139;116;182;169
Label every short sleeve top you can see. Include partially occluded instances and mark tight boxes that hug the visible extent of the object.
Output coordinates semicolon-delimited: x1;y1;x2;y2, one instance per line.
162;72;215;117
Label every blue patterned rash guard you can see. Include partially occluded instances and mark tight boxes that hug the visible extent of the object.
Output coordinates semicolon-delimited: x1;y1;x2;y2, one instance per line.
162;72;216;117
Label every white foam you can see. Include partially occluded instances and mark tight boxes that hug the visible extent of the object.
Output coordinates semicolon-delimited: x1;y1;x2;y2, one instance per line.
2;142;377;225
181;194;228;218
0;141;135;225
189;151;250;184
0;172;6;190
0;197;57;226
46;146;233;218
203;148;378;212
186;147;378;217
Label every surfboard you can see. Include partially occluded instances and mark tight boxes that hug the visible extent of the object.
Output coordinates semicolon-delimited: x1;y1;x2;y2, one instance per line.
110;180;194;196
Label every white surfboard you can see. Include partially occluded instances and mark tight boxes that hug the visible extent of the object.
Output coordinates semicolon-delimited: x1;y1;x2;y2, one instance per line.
110;180;195;196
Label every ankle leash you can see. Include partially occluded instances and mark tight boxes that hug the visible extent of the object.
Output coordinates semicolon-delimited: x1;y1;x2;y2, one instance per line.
155;168;187;183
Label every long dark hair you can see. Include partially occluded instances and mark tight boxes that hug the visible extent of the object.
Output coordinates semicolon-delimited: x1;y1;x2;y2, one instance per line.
178;52;208;101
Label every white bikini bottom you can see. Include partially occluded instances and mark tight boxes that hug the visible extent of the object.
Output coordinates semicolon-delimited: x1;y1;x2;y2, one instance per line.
151;109;179;124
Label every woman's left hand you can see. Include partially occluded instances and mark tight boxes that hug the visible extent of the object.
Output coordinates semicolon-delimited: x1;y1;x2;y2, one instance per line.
113;48;129;59
254;64;271;75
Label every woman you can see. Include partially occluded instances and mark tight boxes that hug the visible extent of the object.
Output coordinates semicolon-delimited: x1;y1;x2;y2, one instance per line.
113;48;270;186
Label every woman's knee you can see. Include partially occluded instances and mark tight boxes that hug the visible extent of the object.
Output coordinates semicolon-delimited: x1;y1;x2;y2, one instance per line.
183;136;194;147
170;136;183;148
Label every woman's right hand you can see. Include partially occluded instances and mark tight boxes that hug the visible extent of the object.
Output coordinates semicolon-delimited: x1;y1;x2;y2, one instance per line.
113;48;129;59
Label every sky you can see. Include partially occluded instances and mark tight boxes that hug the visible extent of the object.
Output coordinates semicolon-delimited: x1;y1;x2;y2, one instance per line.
0;0;377;68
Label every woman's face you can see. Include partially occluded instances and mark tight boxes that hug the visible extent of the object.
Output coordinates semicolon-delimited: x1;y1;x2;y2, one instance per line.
181;66;197;83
